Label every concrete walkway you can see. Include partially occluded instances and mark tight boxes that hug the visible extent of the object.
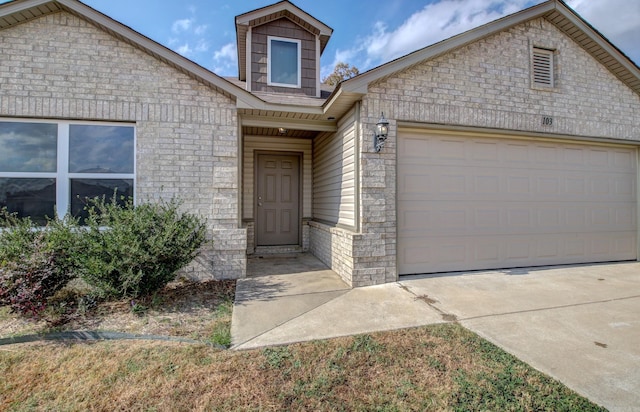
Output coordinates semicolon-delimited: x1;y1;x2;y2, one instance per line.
231;253;443;350
231;254;640;411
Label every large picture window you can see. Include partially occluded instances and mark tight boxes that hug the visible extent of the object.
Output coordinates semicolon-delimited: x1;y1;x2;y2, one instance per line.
0;120;135;225
267;36;301;88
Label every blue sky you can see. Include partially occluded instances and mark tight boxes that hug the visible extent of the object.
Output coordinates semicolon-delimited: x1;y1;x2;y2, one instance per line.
3;0;640;78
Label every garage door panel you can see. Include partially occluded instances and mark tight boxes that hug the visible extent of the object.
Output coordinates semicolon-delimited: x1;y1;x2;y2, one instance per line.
400;201;635;237
616;175;636;195
613;150;636;169
400;232;637;274
398;131;637;275
400;166;634;202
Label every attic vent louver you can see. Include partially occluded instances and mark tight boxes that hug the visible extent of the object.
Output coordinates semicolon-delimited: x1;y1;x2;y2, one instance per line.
533;48;554;87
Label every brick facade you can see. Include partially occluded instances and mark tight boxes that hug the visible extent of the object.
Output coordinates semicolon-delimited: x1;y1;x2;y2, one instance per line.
3;5;639;288
351;17;640;286
0;12;246;280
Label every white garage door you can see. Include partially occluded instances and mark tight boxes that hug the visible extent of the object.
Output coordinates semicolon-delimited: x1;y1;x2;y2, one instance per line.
397;129;637;275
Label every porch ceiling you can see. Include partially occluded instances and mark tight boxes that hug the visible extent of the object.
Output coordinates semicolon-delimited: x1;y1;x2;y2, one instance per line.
240;113;337;133
243;126;319;139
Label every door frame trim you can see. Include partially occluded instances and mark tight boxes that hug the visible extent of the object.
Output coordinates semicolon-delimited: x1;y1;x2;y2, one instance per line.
254;150;303;246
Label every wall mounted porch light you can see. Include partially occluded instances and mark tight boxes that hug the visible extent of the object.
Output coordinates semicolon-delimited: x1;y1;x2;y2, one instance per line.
374;113;390;152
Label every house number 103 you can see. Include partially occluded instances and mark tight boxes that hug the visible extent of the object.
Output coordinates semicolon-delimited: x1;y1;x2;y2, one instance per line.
542;116;553;126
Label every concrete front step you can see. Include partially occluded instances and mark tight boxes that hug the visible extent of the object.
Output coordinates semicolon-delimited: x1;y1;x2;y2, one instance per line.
252;245;303;255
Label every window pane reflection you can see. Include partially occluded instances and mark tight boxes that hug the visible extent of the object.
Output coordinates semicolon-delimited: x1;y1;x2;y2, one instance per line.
271;40;298;85
70;179;133;222
69;125;134;173
0;122;57;172
0;178;56;225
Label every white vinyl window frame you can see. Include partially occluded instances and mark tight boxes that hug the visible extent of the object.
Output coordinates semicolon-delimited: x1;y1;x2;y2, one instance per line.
0;118;136;220
267;36;302;88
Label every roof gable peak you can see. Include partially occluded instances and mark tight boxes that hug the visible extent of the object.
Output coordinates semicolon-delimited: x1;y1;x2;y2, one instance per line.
340;0;640;97
235;1;332;38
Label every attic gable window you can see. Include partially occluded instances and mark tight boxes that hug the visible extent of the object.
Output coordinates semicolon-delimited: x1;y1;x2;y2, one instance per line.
267;36;301;88
532;47;555;88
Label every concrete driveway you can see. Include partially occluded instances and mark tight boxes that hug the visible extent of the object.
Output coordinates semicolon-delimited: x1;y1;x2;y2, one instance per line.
400;262;640;412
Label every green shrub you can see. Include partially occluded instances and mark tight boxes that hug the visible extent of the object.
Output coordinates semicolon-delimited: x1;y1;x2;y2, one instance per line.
0;234;75;317
44;215;85;276
77;197;207;299
0;209;38;266
0;211;82;317
0;197;206;315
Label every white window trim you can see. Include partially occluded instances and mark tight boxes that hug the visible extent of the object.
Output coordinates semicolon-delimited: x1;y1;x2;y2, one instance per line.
0;118;136;219
267;36;302;88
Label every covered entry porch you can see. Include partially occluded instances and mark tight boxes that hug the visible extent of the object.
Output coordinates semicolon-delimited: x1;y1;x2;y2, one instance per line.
238;105;363;286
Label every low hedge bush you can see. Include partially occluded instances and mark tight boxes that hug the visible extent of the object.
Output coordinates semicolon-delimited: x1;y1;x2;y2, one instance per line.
0;213;80;317
0;197;207;317
76;197;207;299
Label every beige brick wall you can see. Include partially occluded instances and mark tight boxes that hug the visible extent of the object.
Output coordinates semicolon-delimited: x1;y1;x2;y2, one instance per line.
309;221;355;285
0;12;246;279
355;17;640;285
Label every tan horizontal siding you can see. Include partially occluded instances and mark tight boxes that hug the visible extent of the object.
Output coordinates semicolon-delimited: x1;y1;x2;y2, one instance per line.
312;107;356;228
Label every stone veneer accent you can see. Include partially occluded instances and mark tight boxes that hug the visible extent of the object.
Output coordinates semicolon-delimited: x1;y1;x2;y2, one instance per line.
0;12;247;279
309;221;387;287
309;221;354;285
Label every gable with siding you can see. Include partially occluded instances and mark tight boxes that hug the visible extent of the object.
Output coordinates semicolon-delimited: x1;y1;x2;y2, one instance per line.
251;18;317;96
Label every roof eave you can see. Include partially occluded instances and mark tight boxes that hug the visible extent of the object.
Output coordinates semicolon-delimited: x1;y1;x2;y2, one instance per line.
550;0;640;91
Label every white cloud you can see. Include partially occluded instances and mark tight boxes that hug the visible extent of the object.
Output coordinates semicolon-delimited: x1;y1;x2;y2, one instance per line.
171;18;193;34
194;25;208;36
195;39;209;53
168;13;212;61
330;0;535;72
566;0;640;64
176;43;193;56
214;42;236;61
366;0;531;63
212;42;238;76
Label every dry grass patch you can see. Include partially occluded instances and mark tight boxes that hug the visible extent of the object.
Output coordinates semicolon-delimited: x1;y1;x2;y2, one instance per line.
0;279;236;346
0;324;605;411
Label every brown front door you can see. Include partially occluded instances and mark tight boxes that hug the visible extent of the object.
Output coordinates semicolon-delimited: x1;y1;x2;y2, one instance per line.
256;153;300;246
